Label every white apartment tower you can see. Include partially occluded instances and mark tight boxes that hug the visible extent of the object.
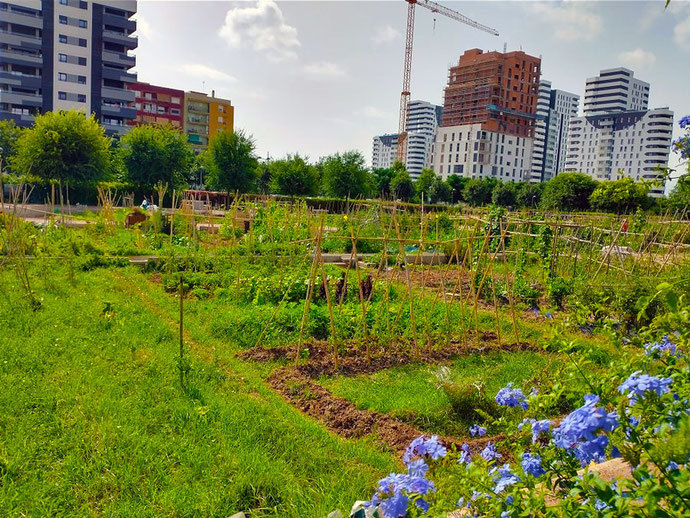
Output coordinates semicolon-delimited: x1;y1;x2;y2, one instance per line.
565;67;672;197
583;68;649;115
1;0;138;134
371;100;442;179
371;133;398;170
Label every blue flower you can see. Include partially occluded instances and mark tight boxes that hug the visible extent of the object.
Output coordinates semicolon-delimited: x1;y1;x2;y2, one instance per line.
414;498;429;513
495;383;529;410
644;336;679;357
521;452;545;477
470;424;487;437
481;442;502;462
680;114;690;129
458;443;472;465
552;394;619;466
403;435;447;464
380;491;408;517
493;464;521;493
501;512;510;518
505;495;514;505
595;499;611;511
668;461;680;471
674;136;690;159
456;497;466;508
545;311;553;319
519;418;553;443
618;371;673;404
407;459;428;478
574;435;610;465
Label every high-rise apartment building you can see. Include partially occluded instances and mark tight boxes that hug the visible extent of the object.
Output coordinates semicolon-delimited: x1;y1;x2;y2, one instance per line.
127;82;183;128
566;67;672;197
183;90;234;152
430;49;541;181
564;108;673;197
1;0;138;134
529;81;579;183
371;133;398;170
405;100;442;179
583;68;649;115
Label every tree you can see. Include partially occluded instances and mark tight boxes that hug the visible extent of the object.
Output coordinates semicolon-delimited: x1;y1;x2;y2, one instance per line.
12;110;110;183
447;174;469;203
206;129;258;193
429;177;452;204
255;161;272;194
516;182;544;208
390;167;414;202
371;167;394;198
320;151;371;199
0;120;22;171
269;154;319;196
540;172;598;211
491;182;517;207
415;168;437;202
463;178;493;206
589;177;651;213
120;124;193;190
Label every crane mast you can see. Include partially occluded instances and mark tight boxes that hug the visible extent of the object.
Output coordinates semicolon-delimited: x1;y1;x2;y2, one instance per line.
396;0;499;164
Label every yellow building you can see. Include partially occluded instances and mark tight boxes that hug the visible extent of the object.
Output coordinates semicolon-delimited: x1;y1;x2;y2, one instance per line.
183;90;234;152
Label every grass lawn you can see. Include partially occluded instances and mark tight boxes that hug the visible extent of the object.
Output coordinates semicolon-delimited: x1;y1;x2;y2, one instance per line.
0;266;396;517
321;351;564;436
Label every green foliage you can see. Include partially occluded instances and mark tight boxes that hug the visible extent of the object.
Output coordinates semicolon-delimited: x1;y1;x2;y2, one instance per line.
547;275;573;309
206;129;258;193
390;166;414;202
12;110;111;183
320;151;371;199
269;154;320;196
589;177;650;214
0;119;22;170
516;182;544;208
415;168;437;201
371;167;394;197
120;124;193;190
463;178;494;206
446;174;469;203
541;172;598;211
491;182;517;207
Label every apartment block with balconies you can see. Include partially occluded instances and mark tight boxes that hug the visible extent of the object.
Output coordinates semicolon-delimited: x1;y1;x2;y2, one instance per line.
183;90;233;152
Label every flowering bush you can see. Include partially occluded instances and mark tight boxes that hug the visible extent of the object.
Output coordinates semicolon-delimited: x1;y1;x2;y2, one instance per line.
359;289;690;517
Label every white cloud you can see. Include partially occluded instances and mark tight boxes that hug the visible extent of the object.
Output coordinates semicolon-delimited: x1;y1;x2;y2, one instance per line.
527;2;603;41
675;16;690;51
179;64;238;83
218;0;300;62
618;48;657;72
303;61;347;79
357;106;387;119
132;13;154;40
373;24;400;45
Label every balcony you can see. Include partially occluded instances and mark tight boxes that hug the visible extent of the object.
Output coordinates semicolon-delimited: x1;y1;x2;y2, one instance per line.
0;89;42;107
0;30;43;49
0;48;42;66
103;30;138;48
102;50;135;68
0;8;43;29
102;103;136;119
103;13;136;32
102;67;136;83
101;86;135;103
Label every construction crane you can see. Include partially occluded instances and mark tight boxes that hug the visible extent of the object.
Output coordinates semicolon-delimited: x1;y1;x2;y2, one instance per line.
396;0;499;162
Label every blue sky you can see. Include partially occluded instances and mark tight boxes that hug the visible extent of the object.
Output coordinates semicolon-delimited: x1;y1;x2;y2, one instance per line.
133;0;690;173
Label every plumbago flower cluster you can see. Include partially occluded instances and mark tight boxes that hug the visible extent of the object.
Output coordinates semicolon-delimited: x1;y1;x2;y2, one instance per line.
360;331;690;517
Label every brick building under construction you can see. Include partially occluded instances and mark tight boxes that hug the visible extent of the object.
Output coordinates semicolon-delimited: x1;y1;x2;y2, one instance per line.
430;48;542;182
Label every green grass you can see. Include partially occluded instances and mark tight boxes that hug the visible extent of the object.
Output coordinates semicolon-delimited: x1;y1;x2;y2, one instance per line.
321;351;563;436
0;266;396;517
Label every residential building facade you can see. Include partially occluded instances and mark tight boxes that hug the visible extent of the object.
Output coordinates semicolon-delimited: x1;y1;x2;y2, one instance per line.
564;108;674;197
183;90;234;152
371;133;398;170
430;48;541;181
583;68;649;116
405;100;442;179
1;0;138;134
529;81;579;183
127;82;183;128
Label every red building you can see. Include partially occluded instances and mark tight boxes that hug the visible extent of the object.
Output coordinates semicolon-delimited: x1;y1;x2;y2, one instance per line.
442;49;541;138
126;82;184;128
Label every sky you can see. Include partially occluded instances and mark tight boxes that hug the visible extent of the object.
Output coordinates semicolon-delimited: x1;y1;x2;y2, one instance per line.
132;0;690;174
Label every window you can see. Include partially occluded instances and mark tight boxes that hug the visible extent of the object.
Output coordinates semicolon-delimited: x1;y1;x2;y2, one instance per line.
78;38;87;47
79;19;87;28
59;34;68;43
78;57;86;66
171;97;180;104
59;0;68;4
58;91;67;100
58;73;67;81
218;116;224;123
77;75;86;84
59;15;68;24
79;1;87;8
59;53;67;62
170;108;180;115
77;94;86;103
